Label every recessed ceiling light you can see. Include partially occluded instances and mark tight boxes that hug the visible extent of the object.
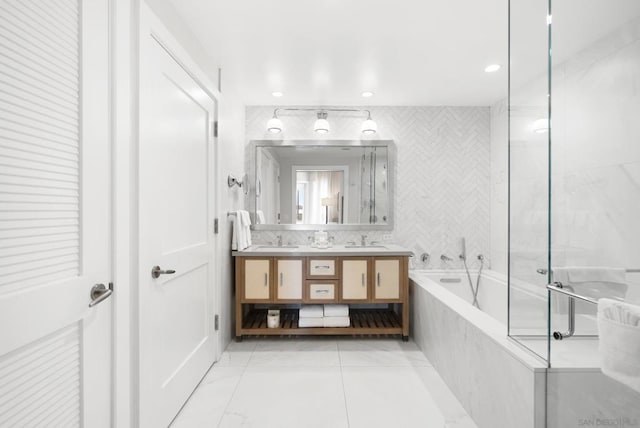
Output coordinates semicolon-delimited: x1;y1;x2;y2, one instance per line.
361;91;374;98
272;91;284;97
484;64;501;73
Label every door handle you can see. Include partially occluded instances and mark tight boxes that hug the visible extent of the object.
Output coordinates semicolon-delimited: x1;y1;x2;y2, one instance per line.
280;272;283;286
151;266;176;279
89;283;113;307
361;273;365;287
377;272;381;287
264;273;268;286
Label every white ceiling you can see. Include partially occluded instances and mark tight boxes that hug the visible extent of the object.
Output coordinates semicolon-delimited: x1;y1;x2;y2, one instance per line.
164;0;640;107
166;0;508;106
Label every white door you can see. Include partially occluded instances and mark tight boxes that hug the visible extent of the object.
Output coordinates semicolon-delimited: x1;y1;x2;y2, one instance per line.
0;1;112;427
138;7;218;427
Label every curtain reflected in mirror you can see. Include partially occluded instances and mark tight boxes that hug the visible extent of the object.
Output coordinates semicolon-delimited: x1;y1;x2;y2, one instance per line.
295;170;344;224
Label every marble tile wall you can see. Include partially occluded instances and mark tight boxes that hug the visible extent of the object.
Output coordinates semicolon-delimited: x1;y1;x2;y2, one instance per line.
244;106;491;268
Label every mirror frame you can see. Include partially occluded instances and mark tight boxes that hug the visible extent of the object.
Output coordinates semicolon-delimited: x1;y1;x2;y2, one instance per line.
250;139;395;231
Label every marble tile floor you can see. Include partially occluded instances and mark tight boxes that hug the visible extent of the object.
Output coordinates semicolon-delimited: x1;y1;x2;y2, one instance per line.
171;337;478;428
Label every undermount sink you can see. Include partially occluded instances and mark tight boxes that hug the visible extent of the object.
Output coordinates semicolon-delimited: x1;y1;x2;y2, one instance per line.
256;245;299;249
344;245;387;249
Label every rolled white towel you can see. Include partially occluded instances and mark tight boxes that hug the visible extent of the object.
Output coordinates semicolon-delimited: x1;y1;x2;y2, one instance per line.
298;317;324;328
324;304;349;318
323;316;350;328
598;298;640;393
299;305;324;318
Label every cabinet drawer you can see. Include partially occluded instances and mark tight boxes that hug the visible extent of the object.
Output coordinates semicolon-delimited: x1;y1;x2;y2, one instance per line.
304;280;338;302
307;258;338;279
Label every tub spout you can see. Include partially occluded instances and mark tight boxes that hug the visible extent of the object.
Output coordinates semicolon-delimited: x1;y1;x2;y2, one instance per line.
441;254;453;262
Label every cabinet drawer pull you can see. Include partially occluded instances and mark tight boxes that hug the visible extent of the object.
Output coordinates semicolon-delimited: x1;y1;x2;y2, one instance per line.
361;273;365;287
314;289;329;294
280;272;283;286
316;265;331;269
377;272;381;287
264;273;268;286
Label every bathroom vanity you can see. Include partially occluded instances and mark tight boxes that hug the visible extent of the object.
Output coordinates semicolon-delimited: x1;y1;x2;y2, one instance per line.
232;245;411;341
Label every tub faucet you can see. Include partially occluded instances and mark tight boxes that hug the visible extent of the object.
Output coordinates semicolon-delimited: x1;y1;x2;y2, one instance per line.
361;235;367;246
441;254;453;262
421;253;430;263
276;235;283;247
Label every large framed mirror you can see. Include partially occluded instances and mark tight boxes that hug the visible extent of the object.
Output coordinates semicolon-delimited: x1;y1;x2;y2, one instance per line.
251;140;394;230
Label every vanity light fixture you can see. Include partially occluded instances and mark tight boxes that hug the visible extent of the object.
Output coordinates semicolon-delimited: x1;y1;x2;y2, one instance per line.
265;108;378;135
313;112;330;134
361;111;377;135
484;64;501;73
532;118;549;134
267;112;283;133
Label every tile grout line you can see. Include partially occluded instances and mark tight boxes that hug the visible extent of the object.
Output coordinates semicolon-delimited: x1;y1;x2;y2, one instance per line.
337;341;352;428
215;343;256;428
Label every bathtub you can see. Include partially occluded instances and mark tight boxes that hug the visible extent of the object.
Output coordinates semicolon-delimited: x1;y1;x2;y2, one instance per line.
410;269;640;428
410;269;547;428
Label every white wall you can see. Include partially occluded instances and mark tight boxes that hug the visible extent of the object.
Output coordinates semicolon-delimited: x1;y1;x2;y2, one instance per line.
245;106;491;269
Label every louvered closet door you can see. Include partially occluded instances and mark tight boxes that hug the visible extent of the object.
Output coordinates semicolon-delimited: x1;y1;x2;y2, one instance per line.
0;1;112;427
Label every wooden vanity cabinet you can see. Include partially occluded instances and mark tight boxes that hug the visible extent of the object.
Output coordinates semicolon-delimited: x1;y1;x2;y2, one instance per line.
374;257;403;301
341;258;370;302
235;254;409;341
239;258;272;301
275;257;304;301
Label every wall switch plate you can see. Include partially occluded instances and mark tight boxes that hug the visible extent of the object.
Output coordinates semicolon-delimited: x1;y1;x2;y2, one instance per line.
383;234;393;241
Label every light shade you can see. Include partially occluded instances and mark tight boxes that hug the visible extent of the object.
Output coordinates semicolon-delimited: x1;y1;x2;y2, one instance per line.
532;118;549;134
267;117;283;133
361;119;377;134
314;112;330;134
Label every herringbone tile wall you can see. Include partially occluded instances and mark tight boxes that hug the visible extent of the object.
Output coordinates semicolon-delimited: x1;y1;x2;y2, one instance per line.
244;106;491;269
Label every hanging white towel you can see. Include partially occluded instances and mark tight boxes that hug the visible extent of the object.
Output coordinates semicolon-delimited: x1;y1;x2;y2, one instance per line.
231;210;252;251
598;298;640;393
239;210;252;248
256;210;266;225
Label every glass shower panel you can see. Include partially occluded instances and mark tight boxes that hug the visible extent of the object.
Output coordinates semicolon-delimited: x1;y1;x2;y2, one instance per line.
507;0;550;360
546;1;640;426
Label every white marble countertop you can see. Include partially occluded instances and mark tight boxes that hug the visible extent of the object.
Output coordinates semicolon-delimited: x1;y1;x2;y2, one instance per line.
232;244;413;257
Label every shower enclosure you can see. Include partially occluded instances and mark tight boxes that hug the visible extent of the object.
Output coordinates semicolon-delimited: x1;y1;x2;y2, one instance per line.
509;0;640;426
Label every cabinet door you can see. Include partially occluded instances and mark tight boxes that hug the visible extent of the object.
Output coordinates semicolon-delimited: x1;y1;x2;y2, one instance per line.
342;259;369;301
374;258;400;300
244;259;271;300
276;259;303;300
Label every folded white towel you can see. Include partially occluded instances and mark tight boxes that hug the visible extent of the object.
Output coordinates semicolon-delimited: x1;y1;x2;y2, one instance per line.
323;316;351;328
256;210;266;225
299;305;324;318
298;317;324;328
598;298;640;393
323;304;349;318
552;267;628;300
240;210;252;248
231;212;240;250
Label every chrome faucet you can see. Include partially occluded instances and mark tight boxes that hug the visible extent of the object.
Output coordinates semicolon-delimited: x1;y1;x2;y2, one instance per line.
421;253;430;263
361;235;367;246
276;235;283;247
441;254;453;262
